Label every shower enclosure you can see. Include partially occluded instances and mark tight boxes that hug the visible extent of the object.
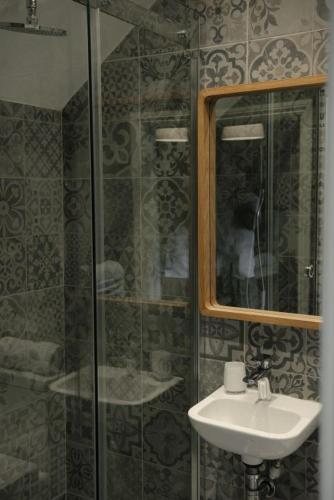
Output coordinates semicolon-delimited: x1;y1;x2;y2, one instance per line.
0;1;198;499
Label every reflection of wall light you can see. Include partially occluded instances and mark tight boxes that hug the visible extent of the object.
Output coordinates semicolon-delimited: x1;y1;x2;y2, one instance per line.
222;124;265;141
155;128;189;143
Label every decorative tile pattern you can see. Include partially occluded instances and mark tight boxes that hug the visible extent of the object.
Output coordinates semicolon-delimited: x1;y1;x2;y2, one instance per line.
106;28;139;61
313;30;329;75
66;442;95;498
64;287;93;341
0;179;25;237
27;235;63;290
199;357;225;398
143;407;191;472
26;179;62;235
62;83;89;124
107;404;142;458
64;232;92;287
249;35;312;82
201;316;244;361
274;446;306;500
306;442;319;499
25;121;62;178
25;287;64;343
0;118;25;177
140;52;191;117
143;462;190;500
63;122;90;179
249;0;313;39
103;120;140;178
107;453;142;500
64;180;91;233
66;396;93;446
193;0;247;47
200;43;246;89
306;329;320;378
0;237;26;296
105;301;141;356
0;294;26;338
102;59;139;120
245;322;306;374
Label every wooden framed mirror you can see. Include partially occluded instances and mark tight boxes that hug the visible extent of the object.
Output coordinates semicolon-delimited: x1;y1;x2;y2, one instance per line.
198;76;327;329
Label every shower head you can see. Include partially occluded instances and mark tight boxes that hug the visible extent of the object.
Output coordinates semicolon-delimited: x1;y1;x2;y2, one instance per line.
222;124;265;141
0;1;67;37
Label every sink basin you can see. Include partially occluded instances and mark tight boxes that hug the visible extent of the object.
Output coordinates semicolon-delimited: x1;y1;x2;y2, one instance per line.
188;386;321;464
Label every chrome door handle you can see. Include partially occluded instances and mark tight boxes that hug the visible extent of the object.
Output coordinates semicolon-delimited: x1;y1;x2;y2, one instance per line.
305;264;314;279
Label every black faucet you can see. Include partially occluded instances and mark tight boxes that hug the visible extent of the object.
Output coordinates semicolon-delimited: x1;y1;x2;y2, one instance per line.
243;356;272;387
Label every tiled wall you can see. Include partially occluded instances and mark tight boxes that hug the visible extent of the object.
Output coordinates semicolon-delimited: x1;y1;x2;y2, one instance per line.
0;100;66;499
195;0;328;499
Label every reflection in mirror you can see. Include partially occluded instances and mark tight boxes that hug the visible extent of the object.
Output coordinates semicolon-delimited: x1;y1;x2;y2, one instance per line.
215;86;325;316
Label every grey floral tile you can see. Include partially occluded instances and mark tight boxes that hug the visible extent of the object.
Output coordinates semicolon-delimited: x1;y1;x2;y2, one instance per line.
305;442;319;499
106;404;142;458
27;235;63;290
270;370;306;399
140;52;191;118
306;329;320;378
64;180;91;233
26;179;62;235
64;286;93;341
192;0;247;47
66;441;95;498
200;439;244;491
24;105;61;124
65;338;93;374
0;294;26;338
66;395;93;446
141;118;191;177
200;317;244;361
249;34;312;82
274;446;306;500
142;303;191;356
25;287;64;343
105;301;141;356
104;178;141;295
64;232;92;287
0;179;25;237
143;462;190;500
25;121;62;178
0;237;26;296
62;83;89;124
200;357;225;398
245;323;306;374
0;101;24;118
139;27;183;57
143;407;191;473
106;28;139;61
313;30;329;75
305;376;320;401
249;0;313;39
107;453;142;500
200;43;246;89
0;117;25;177
102;59;139;121
63;122;90;179
103;120;141;178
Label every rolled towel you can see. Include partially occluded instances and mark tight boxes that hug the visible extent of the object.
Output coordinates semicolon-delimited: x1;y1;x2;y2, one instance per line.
0;337;64;376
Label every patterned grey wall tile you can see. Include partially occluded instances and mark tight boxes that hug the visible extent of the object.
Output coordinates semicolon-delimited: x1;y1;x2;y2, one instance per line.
199;357;224;398
0;178;25;237
200;43;246;89
64;180;91;234
305;376;320;401
106;28;140;61
140;52;191;118
142;303;191;356
306;441;319;499
106;404;142;459
62;83;89;124
143;407;191;473
200;316;244;361
66;396;93;447
104;178;141;295
107;453;142;500
306;329;320;378
102;59;140;121
26;287;64;343
64;287;93;341
26;179;62;235
313;30;329;75
24;105;61;124
270;370;307;399
143;462;190;500
314;0;330;29
139;27;183;57
25;121;62;178
192;0;247;47
0;118;25;177
63;122;90;179
245;323;306;374
65;338;93;374
27;235;63;290
0;237;26;296
105;301;141;356
249;0;314;39
66;441;95;499
0;101;24;119
274;445;306;500
141;118;191;177
249;34;312;82
0;293;26;338
103;120;141;178
65;232;92;288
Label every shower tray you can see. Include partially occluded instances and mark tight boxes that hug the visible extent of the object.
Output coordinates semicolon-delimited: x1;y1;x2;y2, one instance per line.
50;365;182;405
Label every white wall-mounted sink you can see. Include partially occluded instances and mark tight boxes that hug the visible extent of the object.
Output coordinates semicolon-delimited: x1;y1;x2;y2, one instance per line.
189;386;321;464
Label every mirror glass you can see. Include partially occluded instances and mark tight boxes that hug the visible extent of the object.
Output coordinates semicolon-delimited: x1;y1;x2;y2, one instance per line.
214;86;326;316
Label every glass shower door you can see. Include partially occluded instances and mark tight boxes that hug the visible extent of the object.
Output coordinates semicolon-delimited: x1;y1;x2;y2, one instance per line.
88;1;199;498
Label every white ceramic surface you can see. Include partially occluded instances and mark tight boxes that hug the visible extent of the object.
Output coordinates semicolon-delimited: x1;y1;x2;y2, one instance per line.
188;386;321;462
